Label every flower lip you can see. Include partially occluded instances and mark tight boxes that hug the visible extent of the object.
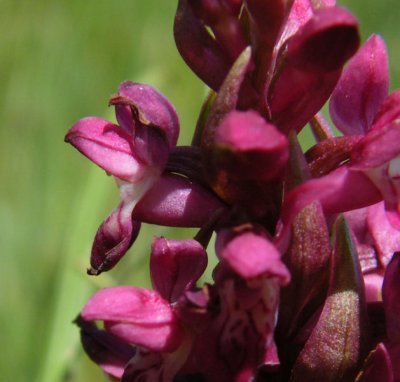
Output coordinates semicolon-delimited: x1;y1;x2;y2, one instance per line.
81;286;184;352
65;116;146;183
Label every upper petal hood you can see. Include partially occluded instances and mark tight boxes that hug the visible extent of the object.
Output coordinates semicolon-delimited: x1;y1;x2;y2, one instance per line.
269;7;359;133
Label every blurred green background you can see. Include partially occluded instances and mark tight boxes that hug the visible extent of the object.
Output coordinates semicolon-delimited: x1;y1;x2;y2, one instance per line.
0;1;399;381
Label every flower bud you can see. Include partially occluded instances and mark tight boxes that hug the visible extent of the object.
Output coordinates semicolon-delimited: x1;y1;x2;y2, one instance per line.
150;237;207;302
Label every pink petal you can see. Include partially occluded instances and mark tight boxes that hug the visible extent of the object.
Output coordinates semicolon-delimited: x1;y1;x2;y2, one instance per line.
314;0;336;7
65;117;145;182
262;339;280;370
270;7;359;133
351;122;400;169
214;110;289;181
384;207;400;231
368;202;400;267
278;0;337;50
372;90;400;131
190;0;246;61
117;82;180;149
174;0;230;91
344;207;378;273
216;226;290;283
105;321;181;353
82;286;183;352
277;166;382;251
114;104;134;135
291;216;367;381
278;0;313;48
89;202;140;275
285;7;359;71
133;174;225;228
330;35;389;136
150;237;207;302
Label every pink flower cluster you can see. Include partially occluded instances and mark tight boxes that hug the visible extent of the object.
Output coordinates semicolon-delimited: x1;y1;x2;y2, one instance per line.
66;0;400;381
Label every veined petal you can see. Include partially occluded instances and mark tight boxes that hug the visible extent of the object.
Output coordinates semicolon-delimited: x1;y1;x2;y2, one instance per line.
133;174;225;228
150;237;207;302
82;286;183;352
330;35;389;136
65;117;145;182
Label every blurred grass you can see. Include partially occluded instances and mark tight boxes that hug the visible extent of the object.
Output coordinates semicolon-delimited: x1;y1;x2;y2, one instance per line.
0;1;398;381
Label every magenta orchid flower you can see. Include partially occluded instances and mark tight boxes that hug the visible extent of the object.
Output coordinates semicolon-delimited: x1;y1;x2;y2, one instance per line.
277;34;400;250
67;1;400;380
77;228;289;381
66;81;179;274
66;82;224;274
76;237;207;380
178;225;290;381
